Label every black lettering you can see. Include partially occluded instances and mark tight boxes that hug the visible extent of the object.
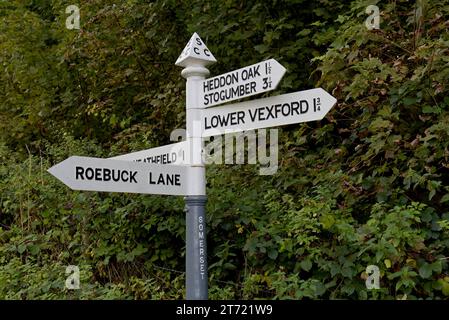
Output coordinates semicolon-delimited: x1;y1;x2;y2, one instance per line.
245;82;250;94
112;169;120;182
167;174;174;185
95;168;102;181
130;171;137;183
313;98;321;111
226;74;233;86
203;79;212;92
230;112;237;125
75;166;84;180
232;86;239;98
249;109;258;122
275;103;281;117
121;170;129;182
213;78;219;90
149;172;156;184
250;81;256;93
266;105;275;119
232;72;238;84
211;116;218;128
104;168;111;181
212;113;231;128
258;107;265;121
85;168;94;180
205;117;211;129
237;111;245;125
291;101;300;115
175;174;180;186
248;67;254;78
282;103;290;117
300;100;309;114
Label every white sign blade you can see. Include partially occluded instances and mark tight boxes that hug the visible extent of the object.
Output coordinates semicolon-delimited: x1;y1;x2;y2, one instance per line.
110;141;189;165
48;156;199;196
202;59;286;108
201;88;337;137
175;32;216;67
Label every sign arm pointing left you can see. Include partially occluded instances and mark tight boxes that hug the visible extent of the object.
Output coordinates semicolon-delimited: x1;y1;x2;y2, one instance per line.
48;156;202;196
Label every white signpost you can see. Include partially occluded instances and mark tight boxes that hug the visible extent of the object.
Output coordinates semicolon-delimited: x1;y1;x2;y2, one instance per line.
48;31;338;301
201;88;337;137
47;156;197;196
201;59;286;107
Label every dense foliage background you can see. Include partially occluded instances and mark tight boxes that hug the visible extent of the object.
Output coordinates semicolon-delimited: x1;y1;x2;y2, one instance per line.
0;0;448;299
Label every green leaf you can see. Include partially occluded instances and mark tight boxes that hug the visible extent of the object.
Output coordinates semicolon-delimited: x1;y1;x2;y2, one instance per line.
268;249;278;260
368;119;392;132
297;29;311;36
440;194;449;203
17;244;26;254
431;261;442;274
223;262;237;270
300;259;312;272
28;245;40;255
441;280;449;296
341;266;353;278
254;44;268;54
422;105;438;114
403;97;418;106
419;263;433;279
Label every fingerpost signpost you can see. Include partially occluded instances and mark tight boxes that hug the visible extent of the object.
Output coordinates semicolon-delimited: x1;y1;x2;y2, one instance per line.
48;32;337;300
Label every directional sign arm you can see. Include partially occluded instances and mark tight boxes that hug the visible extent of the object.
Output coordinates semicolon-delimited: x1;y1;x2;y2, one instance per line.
201;88;337;137
48;156;201;196
201;59;286;107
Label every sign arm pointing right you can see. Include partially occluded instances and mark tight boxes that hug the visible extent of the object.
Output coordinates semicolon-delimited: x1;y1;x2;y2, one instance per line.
201;87;337;137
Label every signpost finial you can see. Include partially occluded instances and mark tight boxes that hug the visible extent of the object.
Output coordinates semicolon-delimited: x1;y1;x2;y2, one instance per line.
175;32;216;68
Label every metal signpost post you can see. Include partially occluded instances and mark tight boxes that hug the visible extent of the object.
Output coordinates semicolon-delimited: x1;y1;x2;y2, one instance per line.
175;32;216;300
48;31;337;301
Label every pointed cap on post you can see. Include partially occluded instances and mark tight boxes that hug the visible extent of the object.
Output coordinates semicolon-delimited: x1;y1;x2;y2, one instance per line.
175;32;216;68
